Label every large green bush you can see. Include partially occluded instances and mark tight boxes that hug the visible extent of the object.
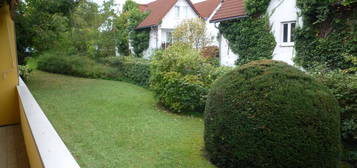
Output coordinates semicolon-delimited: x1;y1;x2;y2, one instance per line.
204;60;341;168
150;43;230;113
37;51;120;80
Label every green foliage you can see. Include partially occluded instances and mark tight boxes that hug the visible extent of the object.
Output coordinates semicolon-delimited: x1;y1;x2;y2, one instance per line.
18;65;33;82
15;0;79;61
294;0;357;71
120;57;150;87
104;57;151;87
172;18;212;48
68;0;101;57
37;51;120;80
114;0;150;57
244;0;271;15
130;28;150;57
114;12;130;56
204;60;341;168
310;68;357;165
150;43;231;113
219;16;275;65
128;8;150;57
96;0;117;58
201;46;220;66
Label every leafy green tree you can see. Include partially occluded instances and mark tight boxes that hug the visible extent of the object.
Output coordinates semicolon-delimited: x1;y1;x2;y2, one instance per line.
15;0;79;63
114;0;150;57
97;0;117;58
114;12;130;56
172;18;212;49
69;0;101;57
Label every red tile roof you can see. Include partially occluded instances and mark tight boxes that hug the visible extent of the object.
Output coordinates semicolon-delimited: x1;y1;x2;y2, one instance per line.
210;0;247;23
136;0;201;29
194;0;221;19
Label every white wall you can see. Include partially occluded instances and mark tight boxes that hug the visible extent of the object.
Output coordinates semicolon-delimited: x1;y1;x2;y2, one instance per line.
143;26;159;59
219;34;239;66
160;0;199;29
143;0;200;58
268;0;302;65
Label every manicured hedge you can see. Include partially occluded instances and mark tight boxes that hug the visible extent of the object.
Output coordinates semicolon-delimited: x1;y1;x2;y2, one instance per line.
103;56;151;87
204;60;341;168
37;51;120;80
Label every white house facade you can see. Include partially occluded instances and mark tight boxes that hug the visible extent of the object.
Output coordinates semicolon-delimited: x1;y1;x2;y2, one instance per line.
136;0;201;58
268;0;302;65
210;0;302;66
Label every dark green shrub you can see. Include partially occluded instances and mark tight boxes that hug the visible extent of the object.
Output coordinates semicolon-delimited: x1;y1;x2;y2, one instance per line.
310;69;357;165
37;51;120;80
101;56;151;87
204;60;341;168
150;43;231;113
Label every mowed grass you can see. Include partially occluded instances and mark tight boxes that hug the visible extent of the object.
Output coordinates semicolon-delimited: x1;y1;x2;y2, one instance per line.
27;71;215;168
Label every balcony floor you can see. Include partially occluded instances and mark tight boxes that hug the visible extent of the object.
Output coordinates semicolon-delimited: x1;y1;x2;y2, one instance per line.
0;125;29;168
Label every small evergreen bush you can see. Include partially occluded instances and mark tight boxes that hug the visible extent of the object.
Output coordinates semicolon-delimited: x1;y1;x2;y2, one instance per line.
204;60;341;168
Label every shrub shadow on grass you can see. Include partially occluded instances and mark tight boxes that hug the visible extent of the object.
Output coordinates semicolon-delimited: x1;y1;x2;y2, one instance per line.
155;103;204;118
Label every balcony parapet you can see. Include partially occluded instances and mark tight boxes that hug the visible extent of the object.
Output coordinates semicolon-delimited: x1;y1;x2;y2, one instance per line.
17;78;80;168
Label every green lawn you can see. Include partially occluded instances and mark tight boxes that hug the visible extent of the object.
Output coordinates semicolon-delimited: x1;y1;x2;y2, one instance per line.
27;71;215;168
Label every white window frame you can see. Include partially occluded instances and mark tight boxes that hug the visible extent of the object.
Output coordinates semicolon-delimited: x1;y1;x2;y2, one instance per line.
280;21;296;47
174;6;180;18
166;31;172;43
183;6;188;17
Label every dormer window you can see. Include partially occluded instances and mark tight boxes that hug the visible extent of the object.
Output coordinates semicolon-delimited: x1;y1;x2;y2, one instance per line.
281;21;296;46
175;6;180;17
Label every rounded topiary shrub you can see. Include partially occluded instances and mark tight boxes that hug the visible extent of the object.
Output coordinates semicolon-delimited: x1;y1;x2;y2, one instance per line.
204;60;341;168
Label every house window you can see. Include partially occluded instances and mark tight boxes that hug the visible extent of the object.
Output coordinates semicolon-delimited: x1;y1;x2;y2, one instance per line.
175;6;180;18
166;32;172;43
183;6;188;17
281;21;296;45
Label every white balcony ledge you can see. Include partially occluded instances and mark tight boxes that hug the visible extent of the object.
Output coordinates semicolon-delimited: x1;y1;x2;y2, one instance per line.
17;78;80;168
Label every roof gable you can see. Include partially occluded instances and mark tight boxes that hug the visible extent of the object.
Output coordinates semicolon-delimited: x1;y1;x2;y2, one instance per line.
210;0;247;23
136;0;201;29
194;0;220;19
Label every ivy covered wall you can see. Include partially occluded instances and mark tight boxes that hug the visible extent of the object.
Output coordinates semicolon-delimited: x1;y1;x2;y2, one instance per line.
218;0;275;65
294;0;357;71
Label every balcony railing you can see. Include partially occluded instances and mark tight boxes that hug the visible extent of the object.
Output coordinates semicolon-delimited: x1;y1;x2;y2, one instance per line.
17;78;80;168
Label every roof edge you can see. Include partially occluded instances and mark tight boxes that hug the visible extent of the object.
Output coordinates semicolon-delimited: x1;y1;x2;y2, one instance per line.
136;24;158;30
210;15;247;23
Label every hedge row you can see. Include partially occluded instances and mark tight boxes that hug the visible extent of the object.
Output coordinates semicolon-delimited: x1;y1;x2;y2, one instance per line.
37;51;121;80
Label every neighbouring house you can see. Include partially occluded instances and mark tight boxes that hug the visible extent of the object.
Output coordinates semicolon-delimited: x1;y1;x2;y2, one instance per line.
136;0;202;58
210;0;302;66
